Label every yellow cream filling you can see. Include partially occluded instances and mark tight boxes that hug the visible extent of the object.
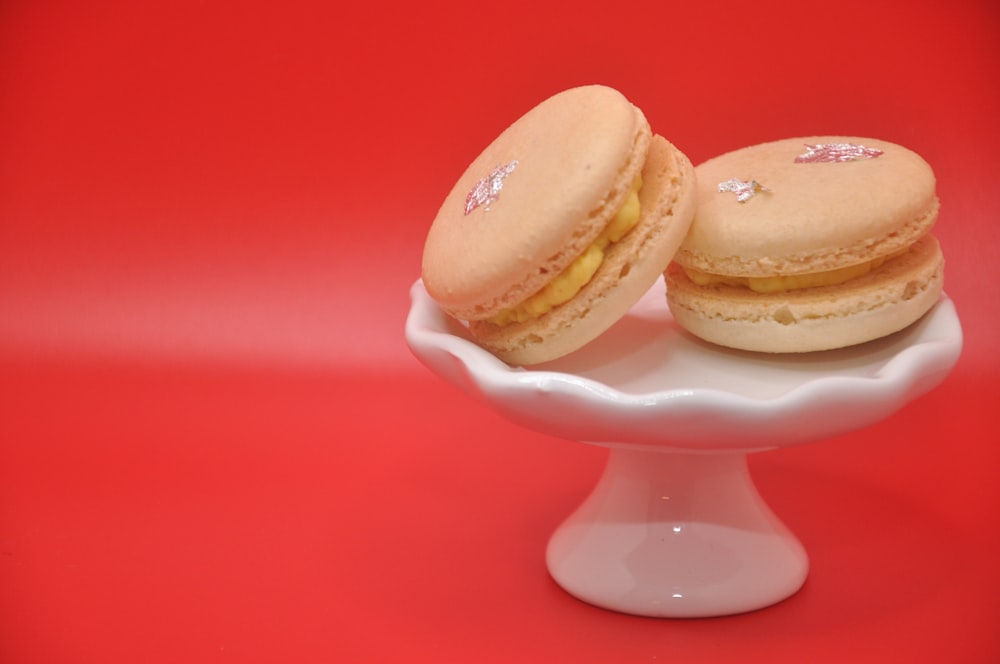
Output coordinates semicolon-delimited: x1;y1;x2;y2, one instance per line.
489;177;642;326
683;248;908;294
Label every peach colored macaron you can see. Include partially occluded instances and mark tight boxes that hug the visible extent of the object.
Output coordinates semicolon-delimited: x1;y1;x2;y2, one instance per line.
665;136;944;353
422;85;697;365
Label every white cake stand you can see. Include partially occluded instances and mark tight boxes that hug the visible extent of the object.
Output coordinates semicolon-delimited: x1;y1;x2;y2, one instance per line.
405;278;962;618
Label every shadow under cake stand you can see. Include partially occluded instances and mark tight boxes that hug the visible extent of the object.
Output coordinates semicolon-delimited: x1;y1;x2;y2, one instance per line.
405;278;963;618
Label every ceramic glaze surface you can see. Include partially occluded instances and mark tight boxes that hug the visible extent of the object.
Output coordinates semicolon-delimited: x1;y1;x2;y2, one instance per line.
406;278;962;617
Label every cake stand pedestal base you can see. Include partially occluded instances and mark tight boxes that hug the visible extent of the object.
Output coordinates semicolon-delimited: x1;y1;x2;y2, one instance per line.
547;448;808;617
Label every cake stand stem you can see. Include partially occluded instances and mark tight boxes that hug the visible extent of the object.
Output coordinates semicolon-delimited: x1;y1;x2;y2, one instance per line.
546;447;808;618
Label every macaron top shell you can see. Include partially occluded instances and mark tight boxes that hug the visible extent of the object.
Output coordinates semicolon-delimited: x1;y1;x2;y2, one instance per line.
675;136;938;278
421;85;650;321
470;134;697;365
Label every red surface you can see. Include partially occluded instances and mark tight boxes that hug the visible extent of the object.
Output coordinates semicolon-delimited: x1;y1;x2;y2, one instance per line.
1;1;998;661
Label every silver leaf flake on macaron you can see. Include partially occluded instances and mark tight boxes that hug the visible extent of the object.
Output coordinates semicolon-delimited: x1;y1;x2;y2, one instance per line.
794;143;884;163
718;178;769;203
464;160;519;215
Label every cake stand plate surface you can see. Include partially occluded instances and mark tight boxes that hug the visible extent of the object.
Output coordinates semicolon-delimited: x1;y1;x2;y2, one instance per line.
405;279;962;617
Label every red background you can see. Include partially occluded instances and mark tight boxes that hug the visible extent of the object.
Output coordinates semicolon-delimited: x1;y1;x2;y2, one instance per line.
2;1;998;661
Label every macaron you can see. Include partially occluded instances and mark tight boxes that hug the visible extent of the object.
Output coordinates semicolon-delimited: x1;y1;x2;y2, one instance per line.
664;136;944;353
421;85;697;365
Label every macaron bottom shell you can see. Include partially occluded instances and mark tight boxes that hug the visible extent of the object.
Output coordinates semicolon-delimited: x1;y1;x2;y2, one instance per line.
664;235;944;353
